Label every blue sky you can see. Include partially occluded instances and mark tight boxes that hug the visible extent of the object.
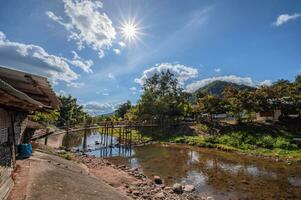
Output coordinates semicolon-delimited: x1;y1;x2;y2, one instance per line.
0;0;301;114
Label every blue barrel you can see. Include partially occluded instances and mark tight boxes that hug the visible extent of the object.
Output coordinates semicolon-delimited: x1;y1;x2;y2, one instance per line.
18;143;32;158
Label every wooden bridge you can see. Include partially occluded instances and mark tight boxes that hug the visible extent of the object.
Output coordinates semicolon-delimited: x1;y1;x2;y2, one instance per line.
33;121;158;148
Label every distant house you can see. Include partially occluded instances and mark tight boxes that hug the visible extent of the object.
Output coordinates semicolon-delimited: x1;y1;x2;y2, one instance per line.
256;110;282;122
0;66;59;200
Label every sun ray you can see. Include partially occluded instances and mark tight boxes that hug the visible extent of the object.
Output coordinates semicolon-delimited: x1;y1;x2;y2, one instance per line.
120;18;144;43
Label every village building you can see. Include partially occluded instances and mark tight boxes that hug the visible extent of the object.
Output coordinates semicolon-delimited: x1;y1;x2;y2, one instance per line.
0;66;59;200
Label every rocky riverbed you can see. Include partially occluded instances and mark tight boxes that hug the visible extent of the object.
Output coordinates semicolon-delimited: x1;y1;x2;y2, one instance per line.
72;154;210;200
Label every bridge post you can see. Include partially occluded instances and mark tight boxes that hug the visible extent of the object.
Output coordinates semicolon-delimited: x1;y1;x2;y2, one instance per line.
110;122;113;146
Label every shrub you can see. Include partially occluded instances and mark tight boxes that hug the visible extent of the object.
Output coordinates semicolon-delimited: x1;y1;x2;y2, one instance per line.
256;136;274;149
204;136;218;144
274;137;298;150
217;131;257;149
195;123;208;132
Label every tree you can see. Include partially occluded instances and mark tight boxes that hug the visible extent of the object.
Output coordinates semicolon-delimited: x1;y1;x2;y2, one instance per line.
32;110;60;126
194;94;228;122
135;70;187;125
58;95;88;126
115;101;132;119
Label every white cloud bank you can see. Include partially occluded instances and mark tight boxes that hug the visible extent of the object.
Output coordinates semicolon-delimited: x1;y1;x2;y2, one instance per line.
84;101;124;115
46;0;116;59
0;31;92;84
273;13;301;26
259;80;272;86
135;63;198;85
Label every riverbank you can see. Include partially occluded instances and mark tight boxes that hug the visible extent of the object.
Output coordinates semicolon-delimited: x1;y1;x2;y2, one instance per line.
125;122;301;163
36;144;208;200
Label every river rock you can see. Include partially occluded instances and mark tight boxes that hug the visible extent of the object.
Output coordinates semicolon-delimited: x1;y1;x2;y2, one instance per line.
132;190;140;196
154;192;165;199
154;176;163;184
183;184;195;192
172;183;183;194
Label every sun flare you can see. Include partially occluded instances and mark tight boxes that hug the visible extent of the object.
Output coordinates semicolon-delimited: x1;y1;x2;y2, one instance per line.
122;23;137;38
120;19;142;42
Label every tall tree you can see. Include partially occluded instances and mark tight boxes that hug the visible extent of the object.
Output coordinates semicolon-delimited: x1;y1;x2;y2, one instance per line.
58;95;88;126
115;101;132;119
136;70;187;125
194;94;228;122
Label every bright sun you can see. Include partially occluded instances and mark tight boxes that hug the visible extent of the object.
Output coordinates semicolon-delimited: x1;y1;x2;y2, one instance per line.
121;20;141;42
122;23;137;38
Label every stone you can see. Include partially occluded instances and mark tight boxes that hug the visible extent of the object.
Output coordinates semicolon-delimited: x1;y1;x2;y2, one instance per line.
172;183;183;194
154;176;163;184
154;192;165;199
132;190;140;196
183;184;195;192
206;196;215;200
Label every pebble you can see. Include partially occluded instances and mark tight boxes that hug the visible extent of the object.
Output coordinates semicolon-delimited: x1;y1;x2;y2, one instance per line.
172;183;183;194
183;185;195;192
154;192;165;199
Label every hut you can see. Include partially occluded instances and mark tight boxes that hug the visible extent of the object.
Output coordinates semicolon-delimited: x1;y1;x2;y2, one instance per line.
0;66;59;200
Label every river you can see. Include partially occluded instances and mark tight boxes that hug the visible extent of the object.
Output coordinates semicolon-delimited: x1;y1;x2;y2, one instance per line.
45;130;301;200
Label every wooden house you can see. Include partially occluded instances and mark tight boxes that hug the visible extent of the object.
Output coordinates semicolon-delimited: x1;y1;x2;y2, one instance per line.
0;66;59;200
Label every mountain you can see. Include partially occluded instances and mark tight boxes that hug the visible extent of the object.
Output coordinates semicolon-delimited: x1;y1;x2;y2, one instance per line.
190;80;255;103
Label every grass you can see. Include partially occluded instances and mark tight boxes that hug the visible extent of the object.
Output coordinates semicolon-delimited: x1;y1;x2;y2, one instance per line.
163;131;301;161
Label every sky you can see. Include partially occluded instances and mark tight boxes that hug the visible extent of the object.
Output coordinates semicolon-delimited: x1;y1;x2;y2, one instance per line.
0;0;301;115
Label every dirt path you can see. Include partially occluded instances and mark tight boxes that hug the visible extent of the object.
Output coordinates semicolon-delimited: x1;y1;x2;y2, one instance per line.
9;151;130;200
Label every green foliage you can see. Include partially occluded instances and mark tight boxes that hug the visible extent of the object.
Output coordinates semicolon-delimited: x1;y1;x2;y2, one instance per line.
115;101;132;118
195;123;208;132
32;110;59;125
274;137;298;150
58;152;72;160
132;70;189;124
256;135;274;149
194;95;228;121
58;95;88;126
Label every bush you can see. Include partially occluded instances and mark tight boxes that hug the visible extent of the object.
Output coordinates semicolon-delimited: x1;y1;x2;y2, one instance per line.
195;124;208;132
274;137;298;150
256;136;274;149
217;131;257;149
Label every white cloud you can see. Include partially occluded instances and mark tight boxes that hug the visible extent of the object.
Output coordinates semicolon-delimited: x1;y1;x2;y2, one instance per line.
259;80;272;86
118;41;126;48
273;13;301;26
46;0;116;59
185;75;255;92
214;68;221;73
102;93;109;96
69;51;93;73
66;82;85;88
135;63;198;85
0;31;91;84
83;101;124;115
56;89;66;96
107;73;115;79
113;48;120;55
130;87;137;91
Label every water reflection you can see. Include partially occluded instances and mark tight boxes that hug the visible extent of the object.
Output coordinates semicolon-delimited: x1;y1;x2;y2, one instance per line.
57;131;301;200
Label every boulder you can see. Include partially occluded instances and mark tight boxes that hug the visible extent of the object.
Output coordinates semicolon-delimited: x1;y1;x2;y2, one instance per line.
172;183;183;194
